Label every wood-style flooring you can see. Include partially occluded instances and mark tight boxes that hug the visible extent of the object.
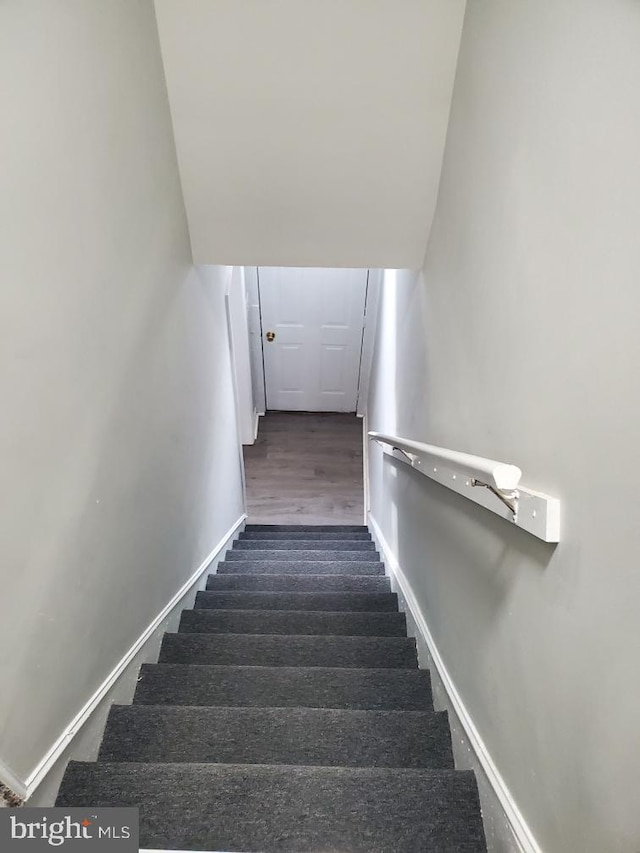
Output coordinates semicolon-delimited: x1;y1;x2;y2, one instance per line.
243;412;364;525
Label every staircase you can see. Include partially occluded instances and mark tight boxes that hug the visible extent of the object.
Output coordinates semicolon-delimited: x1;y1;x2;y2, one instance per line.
56;525;487;852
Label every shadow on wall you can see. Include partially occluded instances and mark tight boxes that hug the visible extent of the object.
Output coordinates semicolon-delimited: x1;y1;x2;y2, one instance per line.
388;454;556;612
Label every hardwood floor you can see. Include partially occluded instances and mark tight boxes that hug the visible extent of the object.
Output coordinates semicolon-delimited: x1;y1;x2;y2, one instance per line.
243;412;365;525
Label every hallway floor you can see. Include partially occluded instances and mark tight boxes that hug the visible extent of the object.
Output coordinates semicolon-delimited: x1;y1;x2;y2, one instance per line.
243;412;364;524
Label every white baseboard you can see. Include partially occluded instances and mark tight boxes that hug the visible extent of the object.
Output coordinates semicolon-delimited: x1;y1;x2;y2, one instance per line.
368;513;541;853
0;515;246;802
0;760;27;802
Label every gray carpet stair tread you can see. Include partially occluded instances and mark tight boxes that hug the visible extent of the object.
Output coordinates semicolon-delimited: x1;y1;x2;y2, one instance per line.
226;549;379;561
206;573;391;592
56;763;486;852
159;633;418;668
240;531;372;541
218;558;384;573
54;519;486;849
245;524;368;532
133;664;434;710
99;706;454;769
195;590;398;612
233;539;377;551
179;609;407;637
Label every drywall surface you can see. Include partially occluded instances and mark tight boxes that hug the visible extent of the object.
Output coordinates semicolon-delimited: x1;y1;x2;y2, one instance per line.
153;0;466;268
244;268;266;417
226;267;256;445
0;0;244;786
28;519;243;808
356;269;382;418
367;3;640;851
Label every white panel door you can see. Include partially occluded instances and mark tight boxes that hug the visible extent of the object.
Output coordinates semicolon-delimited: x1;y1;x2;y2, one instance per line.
259;267;368;412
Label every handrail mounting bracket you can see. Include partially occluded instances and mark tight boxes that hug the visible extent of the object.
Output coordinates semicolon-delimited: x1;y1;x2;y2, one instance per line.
470;479;519;521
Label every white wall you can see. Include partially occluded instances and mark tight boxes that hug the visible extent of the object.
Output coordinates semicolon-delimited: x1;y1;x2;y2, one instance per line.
356;269;382;418
244;268;267;417
367;3;640;851
226;266;257;445
153;0;466;269
0;0;245;792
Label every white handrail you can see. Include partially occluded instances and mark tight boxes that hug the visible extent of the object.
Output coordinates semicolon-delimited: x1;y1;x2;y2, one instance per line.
368;432;522;491
368;430;560;543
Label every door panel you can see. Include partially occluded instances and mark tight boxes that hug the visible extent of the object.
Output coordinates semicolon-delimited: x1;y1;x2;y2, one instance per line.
259;268;368;412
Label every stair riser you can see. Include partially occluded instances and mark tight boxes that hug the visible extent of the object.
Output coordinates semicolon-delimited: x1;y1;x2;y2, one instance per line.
240;532;372;541
206;574;391;593
133;665;434;711
217;561;384;575
179;610;407;637
224;551;382;563
245;525;367;533
159;634;418;669
232;540;377;551
195;591;399;612
99;707;454;769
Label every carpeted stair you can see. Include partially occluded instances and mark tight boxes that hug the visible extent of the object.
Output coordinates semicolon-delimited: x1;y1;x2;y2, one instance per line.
56;524;487;852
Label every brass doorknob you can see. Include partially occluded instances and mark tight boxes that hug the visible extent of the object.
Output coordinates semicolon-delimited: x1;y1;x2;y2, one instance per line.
266;331;276;342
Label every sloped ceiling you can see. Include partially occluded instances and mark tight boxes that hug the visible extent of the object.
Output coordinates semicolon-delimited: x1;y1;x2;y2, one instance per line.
154;0;466;268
